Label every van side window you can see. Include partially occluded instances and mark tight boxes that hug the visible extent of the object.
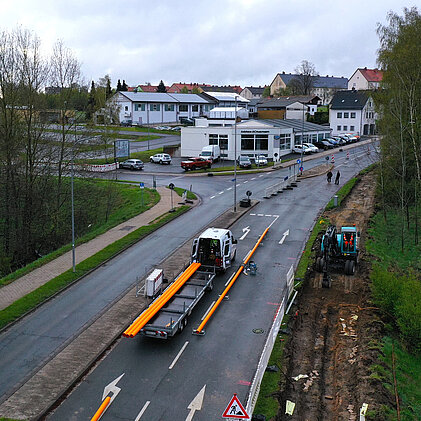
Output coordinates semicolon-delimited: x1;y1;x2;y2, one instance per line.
224;243;230;256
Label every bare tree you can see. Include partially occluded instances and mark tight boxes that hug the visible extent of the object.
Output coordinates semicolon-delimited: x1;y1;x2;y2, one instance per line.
288;60;318;95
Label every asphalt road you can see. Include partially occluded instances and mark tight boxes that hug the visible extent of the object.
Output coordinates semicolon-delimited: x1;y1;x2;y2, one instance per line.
46;146;377;420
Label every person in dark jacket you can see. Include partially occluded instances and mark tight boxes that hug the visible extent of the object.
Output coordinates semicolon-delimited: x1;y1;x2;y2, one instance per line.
335;170;341;185
327;171;333;183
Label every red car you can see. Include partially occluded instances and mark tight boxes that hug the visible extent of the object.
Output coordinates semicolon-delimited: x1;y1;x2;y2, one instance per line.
181;157;212;171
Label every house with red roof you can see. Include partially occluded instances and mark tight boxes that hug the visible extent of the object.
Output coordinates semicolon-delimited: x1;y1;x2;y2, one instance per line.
167;82;211;93
348;68;383;90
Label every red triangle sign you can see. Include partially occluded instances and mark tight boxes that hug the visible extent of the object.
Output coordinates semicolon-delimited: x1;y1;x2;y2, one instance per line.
222;394;250;419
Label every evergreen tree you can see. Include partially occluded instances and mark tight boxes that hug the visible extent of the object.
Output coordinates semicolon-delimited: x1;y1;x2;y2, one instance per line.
121;80;128;91
86;80;97;119
157;80;167;93
116;79;122;92
106;78;112;99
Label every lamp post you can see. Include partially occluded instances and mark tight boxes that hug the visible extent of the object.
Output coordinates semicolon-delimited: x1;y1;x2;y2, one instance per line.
147;104;150;150
71;120;76;272
300;101;305;176
234;96;237;212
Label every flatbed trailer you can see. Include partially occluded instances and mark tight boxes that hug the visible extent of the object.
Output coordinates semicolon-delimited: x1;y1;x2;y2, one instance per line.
141;268;216;339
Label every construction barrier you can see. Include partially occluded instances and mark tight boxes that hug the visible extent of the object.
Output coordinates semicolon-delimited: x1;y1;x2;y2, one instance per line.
123;263;201;338
263;173;297;199
77;162;119;172
193;227;269;335
286;264;294;299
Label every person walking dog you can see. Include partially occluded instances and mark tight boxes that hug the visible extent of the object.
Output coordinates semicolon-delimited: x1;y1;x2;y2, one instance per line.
335;170;341;185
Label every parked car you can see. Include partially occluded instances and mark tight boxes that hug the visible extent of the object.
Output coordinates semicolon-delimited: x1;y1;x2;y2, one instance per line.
120;119;132;127
171;126;181;131
237;155;252;169
303;143;319;153
324;138;339;147
181;157;212;171
180;117;194;125
120;159;144;170
254;154;268;166
293;144;311;154
150;153;172;164
332;137;347;146
314;140;334;150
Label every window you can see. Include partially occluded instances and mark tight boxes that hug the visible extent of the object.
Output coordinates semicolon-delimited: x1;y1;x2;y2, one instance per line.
351;112;356;118
343;125;348;131
125;106;128;111
344;112;349;118
337;112;342;118
255;134;268;150
350;125;355;131
337;125;341;131
279;134;291;150
134;103;145;111
219;135;228;149
241;135;254;150
150;104;160;111
164;104;174;111
192;105;198;112
179;104;188;112
203;105;210;112
366;112;368;118
209;134;218;145
318;133;324;140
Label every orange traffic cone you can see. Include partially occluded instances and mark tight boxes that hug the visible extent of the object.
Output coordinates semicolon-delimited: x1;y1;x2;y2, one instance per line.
346;151;350;160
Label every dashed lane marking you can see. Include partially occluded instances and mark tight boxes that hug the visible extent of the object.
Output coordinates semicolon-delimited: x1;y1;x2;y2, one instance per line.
218;191;224;195
134;401;151;421
210;195;216;199
227;187;232;191
169;341;189;370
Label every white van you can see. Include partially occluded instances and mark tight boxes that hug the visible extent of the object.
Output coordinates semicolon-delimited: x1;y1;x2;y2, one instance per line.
199;145;221;162
191;228;237;272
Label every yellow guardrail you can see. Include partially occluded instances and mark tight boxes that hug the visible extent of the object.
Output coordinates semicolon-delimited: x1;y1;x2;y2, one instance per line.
123;262;201;338
194;227;269;334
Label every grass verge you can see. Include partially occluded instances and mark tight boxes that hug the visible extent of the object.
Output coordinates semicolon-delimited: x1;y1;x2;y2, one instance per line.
0;206;190;331
0;187;160;287
171;186;197;200
325;177;358;210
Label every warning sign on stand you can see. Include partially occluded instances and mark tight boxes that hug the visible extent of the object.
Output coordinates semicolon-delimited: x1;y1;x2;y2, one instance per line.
222;394;250;419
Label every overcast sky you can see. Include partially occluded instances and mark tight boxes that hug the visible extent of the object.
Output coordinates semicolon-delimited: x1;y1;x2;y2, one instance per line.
0;0;416;89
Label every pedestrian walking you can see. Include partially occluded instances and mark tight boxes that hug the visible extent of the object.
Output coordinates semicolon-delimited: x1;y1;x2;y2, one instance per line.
327;171;333;183
335;170;341;185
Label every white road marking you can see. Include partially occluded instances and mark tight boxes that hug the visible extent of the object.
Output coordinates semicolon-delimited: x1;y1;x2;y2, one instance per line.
135;401;151;421
259;174;264;177
225;273;235;287
265;214;272;217
186;385;206;421
227;187;232;191
236;184;241;187
218;191;224;195
210;195;215;199
239;226;251;240
250;213;256;216
268;215;280;228
243;181;248;183
202;301;216;320
251;177;256;180
257;213;264;216
279;229;290;244
169;341;189;370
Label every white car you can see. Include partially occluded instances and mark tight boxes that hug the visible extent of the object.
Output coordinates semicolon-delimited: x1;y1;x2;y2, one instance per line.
293;144;311;154
254;155;268;166
150;153;172;164
303;143;319;153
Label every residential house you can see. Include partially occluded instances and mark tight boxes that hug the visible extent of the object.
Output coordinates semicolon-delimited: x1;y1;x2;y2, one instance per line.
347;68;383;90
167;83;210;93
240;86;266;100
201;85;243;94
270;72;347;104
201;92;249;109
257;98;308;120
128;84;160;92
115;91;215;125
329;90;377;136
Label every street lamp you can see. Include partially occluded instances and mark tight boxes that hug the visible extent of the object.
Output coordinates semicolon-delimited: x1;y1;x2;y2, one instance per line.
234;96;237;212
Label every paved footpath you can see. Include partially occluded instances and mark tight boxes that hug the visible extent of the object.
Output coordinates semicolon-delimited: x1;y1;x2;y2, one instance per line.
0;187;176;311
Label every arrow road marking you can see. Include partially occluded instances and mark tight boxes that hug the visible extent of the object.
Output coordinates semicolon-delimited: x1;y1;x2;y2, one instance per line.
134;401;151;421
186;385;206;421
102;373;124;405
279;229;290;244
239;226;250;240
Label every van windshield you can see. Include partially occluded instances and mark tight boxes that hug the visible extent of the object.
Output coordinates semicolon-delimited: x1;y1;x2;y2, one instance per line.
201;151;212;156
197;238;221;265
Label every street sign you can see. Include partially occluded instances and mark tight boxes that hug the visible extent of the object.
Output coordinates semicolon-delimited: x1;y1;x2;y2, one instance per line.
222;394;250;419
169;183;175;190
299;166;303;172
139;182;145;189
296;159;301;164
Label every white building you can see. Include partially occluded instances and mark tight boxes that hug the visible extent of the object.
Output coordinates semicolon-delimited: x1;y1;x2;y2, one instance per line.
115;92;215;125
181;118;331;160
240;86;265;100
347;68;383;90
201;92;250;109
329;90;377;136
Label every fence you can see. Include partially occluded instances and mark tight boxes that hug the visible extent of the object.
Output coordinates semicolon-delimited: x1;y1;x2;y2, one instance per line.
77;162;119;172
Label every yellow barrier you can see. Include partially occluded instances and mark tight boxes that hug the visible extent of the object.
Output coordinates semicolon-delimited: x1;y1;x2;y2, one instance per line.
90;396;111;421
123;262;201;338
194;227;269;334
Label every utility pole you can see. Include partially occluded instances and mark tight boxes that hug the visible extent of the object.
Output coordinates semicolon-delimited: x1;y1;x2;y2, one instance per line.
234;96;237;212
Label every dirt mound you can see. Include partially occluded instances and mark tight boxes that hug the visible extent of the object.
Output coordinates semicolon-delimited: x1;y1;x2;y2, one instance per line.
277;172;393;420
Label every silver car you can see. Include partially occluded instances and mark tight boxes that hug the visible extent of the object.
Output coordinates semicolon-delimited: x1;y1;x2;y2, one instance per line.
150;153;172;164
120;159;144;170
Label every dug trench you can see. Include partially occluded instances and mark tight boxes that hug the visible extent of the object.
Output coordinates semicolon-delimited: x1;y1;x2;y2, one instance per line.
277;171;394;421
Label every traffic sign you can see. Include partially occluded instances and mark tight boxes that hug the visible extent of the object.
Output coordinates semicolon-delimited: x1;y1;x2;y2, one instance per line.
296;159;301;164
222;394;250;419
139;182;144;189
299;166;303;172
168;183;175;190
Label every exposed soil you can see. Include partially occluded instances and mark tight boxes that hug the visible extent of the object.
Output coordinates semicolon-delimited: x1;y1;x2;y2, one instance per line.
277;172;393;421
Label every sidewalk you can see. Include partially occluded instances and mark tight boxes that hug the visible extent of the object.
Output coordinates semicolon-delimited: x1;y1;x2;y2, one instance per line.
0;186;177;311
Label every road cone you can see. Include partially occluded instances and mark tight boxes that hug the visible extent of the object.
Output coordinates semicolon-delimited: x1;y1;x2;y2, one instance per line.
346;151;350;160
331;155;335;163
